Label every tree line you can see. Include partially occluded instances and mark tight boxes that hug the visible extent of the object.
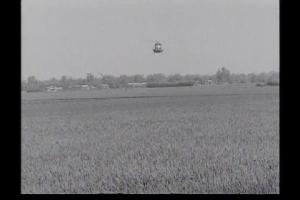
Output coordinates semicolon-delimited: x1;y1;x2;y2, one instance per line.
22;67;279;91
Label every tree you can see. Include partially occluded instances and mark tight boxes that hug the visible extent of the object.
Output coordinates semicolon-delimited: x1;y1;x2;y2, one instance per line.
92;77;104;88
256;72;268;83
21;80;27;91
216;67;231;84
133;74;145;83
146;73;167;83
27;76;40;91
48;78;59;86
118;75;130;88
168;74;183;82
101;75;118;88
86;73;95;85
267;71;279;84
184;74;197;82
248;73;256;83
59;76;69;88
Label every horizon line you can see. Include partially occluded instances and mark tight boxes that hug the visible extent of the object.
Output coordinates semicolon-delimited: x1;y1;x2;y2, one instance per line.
22;70;279;81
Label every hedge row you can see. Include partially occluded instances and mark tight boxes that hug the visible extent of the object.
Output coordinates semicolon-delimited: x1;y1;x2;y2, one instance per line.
146;82;194;88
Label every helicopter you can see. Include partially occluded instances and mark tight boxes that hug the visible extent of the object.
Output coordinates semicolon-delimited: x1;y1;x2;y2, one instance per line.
153;41;163;53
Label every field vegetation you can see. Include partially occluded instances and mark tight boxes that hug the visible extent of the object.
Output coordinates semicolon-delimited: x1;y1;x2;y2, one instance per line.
21;85;279;193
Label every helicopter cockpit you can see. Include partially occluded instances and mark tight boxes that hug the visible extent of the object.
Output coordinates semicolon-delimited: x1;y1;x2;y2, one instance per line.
153;42;163;53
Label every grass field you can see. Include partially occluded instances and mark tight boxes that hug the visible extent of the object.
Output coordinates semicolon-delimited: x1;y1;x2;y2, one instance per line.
21;84;279;194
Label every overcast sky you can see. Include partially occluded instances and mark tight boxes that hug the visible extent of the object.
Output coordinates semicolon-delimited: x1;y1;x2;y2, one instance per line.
22;0;279;80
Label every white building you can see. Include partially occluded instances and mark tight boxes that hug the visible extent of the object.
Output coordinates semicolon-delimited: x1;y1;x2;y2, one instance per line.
207;80;213;85
46;86;63;92
99;84;109;89
193;81;203;86
127;82;147;88
80;85;90;90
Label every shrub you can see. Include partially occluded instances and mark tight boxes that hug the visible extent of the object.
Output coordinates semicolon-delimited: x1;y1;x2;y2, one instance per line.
256;83;266;87
266;81;279;86
146;82;194;88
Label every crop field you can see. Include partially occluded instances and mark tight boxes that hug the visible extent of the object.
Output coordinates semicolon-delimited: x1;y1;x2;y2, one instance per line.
21;84;279;194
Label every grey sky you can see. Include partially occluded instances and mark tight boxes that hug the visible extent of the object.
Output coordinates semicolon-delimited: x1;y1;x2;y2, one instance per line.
22;0;279;80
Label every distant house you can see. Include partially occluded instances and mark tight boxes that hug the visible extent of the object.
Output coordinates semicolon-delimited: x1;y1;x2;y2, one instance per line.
99;84;109;89
80;85;90;90
68;84;106;90
127;82;147;88
46;86;63;92
207;79;213;85
193;81;203;86
67;85;81;90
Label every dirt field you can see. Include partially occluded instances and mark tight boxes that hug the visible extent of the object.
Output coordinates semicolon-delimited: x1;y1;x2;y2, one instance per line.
21;84;279;193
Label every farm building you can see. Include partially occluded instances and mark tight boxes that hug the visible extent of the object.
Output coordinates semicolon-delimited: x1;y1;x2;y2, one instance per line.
68;84;108;90
46;86;63;92
193;81;203;86
80;85;90;90
127;82;147;88
207;79;213;85
68;85;82;90
75;85;95;90
98;84;109;89
81;85;104;90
